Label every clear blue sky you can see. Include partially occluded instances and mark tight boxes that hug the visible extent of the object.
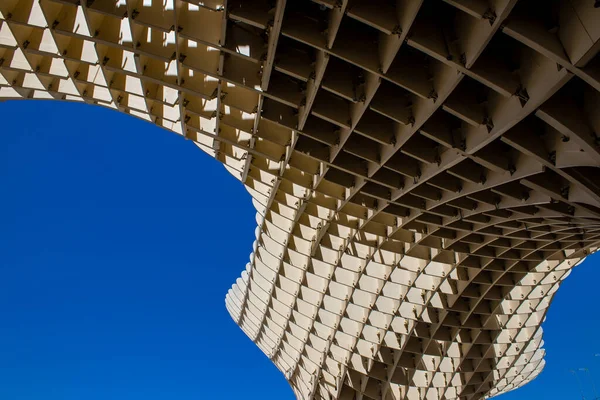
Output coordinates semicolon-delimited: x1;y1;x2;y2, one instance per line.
0;100;599;400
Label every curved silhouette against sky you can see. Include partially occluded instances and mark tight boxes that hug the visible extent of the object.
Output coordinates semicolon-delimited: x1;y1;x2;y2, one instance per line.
0;100;599;399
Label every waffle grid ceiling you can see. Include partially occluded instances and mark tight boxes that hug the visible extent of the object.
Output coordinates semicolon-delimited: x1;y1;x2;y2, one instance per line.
2;1;600;399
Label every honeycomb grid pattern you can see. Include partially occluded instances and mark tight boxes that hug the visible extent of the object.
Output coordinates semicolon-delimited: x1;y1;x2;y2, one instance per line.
2;1;600;399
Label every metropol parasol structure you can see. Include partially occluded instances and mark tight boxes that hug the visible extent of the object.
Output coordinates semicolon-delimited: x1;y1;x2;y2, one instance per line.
1;1;600;399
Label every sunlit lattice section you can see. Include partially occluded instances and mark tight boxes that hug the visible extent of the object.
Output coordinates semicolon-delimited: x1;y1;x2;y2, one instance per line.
2;1;600;400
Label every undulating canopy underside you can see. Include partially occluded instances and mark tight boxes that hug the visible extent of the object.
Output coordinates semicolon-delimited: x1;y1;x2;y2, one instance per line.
1;1;600;399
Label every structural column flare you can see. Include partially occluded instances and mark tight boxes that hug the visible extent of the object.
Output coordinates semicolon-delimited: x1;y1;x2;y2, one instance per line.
2;1;600;399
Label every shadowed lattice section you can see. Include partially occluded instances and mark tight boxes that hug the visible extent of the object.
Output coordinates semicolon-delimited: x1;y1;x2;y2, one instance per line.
2;1;600;399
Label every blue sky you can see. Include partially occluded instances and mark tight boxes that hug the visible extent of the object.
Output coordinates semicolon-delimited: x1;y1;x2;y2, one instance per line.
0;100;599;400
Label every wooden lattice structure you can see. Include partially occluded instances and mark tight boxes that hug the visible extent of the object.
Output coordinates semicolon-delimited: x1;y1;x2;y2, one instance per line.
2;1;600;399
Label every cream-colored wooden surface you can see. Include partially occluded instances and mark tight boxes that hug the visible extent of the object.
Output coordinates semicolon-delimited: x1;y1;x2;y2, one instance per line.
2;1;600;399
